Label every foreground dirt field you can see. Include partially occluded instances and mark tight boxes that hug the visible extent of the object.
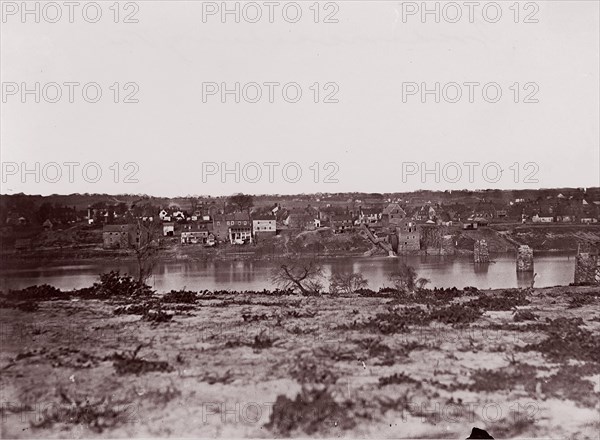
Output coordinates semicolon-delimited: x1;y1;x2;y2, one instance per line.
1;286;599;439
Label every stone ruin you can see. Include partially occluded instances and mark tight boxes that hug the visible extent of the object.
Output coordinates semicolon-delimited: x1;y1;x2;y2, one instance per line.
574;242;600;285
516;245;534;272
440;235;455;256
474;240;489;263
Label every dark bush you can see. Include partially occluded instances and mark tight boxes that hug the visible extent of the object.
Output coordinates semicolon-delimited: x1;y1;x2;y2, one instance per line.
0;300;40;311
31;394;125;433
392;287;466;305
251;330;278;349
112;355;172;375
567;292;598;309
5;284;65;301
92;271;153;298
355;288;390;298
143;308;173;323
520;317;600;363
428;303;482;325
378;373;420;388
242;312;270;322
467;291;530;311
161;290;198;304
114;303;151;315
290;357;338;385
364;302;482;334
468;363;537;392
513;310;538;322
109;345;173;375
265;387;355;435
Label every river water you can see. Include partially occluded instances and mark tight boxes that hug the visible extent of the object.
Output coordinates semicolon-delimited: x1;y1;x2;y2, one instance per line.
0;253;577;292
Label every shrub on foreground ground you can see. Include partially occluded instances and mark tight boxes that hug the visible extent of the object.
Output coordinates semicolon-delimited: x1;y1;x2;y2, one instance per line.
567;292;599;308
290;357;338;385
31;391;126;433
109;343;172;375
0;300;40;312
466;290;531;311
4;284;64;301
1;272;153;303
364;303;483;334
265;387;355;436
378;372;420;388
513;310;538;322
519;317;600;363
161;289;198;304
90;271;153;298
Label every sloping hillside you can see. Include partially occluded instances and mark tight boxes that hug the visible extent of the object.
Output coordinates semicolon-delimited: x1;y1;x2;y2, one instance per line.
503;225;600;251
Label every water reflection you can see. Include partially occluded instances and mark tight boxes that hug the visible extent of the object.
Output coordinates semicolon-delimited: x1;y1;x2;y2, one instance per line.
473;263;490;274
516;271;535;288
0;253;576;292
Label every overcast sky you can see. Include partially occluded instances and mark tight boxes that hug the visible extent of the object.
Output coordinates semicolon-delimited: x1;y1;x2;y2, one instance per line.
1;1;599;196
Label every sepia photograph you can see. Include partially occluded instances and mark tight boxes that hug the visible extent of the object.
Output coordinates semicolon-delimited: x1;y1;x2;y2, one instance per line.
1;1;599;438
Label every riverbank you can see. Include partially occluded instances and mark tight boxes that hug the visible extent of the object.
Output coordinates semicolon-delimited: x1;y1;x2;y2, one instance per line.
2;223;599;269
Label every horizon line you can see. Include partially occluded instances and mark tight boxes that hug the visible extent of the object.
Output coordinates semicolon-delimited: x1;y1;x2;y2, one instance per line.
1;186;600;199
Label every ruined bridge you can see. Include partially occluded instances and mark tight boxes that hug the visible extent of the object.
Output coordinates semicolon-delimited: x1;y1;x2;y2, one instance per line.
360;224;396;257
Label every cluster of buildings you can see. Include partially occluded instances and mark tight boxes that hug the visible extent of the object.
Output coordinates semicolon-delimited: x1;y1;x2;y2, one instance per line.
96;195;600;250
102;209;277;249
177;212;277;246
524;194;600;224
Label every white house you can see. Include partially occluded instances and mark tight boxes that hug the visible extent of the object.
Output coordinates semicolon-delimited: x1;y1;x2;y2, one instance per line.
532;214;554;223
359;208;382;225
252;216;277;236
172;211;185;221
163;222;175;236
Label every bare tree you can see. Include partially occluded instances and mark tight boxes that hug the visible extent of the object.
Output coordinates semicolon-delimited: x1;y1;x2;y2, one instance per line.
329;272;368;295
131;218;161;284
271;260;324;295
415;277;430;290
187;195;201;215
389;263;429;294
228;193;254;213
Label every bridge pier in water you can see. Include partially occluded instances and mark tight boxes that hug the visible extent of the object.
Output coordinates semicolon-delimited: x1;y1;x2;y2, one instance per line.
574;242;600;285
517;245;534;272
474;240;489;263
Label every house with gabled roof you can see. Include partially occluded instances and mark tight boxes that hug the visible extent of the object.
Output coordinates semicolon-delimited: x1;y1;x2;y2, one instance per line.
253;215;277;236
330;213;355;233
382;203;406;228
181;223;212;244
213;212;253;244
359;207;382;225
